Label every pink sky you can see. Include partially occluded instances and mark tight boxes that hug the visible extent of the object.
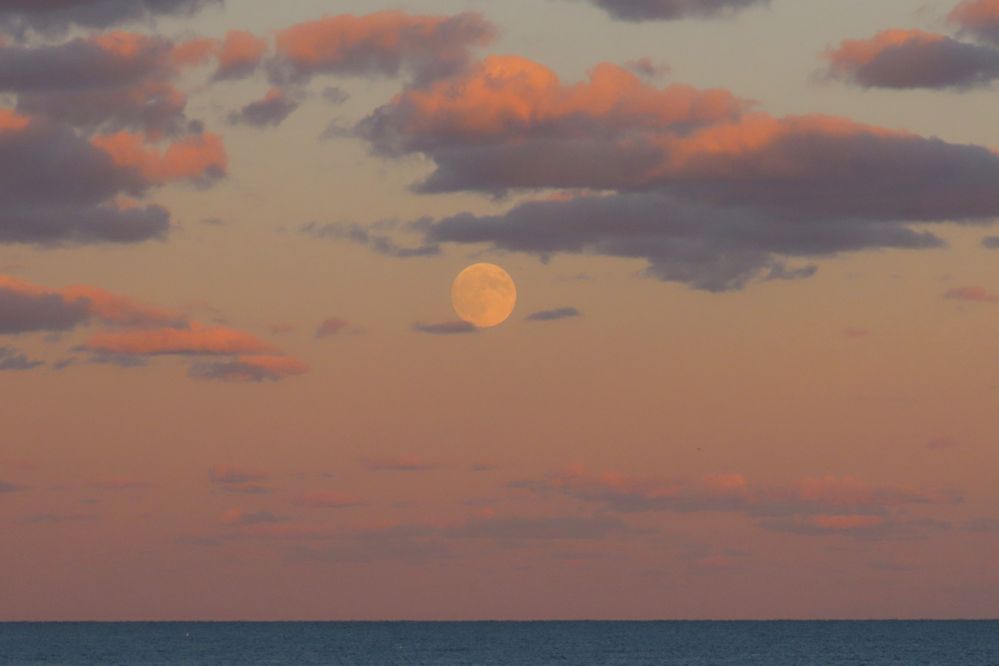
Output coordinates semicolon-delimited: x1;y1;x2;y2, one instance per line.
2;0;999;620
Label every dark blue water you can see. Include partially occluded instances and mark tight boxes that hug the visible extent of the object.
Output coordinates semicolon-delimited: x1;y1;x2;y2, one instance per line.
1;621;997;665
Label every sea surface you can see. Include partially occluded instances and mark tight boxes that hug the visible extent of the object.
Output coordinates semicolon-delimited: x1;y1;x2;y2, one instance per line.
1;621;997;665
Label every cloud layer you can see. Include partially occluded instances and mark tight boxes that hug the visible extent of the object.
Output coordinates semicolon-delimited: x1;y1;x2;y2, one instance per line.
348;54;999;290
0;274;306;382
514;466;959;538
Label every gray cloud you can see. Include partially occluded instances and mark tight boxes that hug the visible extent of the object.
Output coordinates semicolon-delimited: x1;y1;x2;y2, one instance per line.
1;275;180;335
0;0;221;37
983;236;999;249
0;34;195;135
0;479;24;492
290;525;450;564
315;317;349;339
951;1;999;47
322;86;350;105
513;468;960;540
0;346;43;370
351;56;999;290
301;221;440;258
762;516;951;540
0;38;168;92
254;513;641;564
228;89;300;128
586;0;769;21
208;465;272;495
367;118;999;226
1;121;144;204
188;358;302;382
357;60;999;228
223;510;284;527
422;193;940;292
1;120;171;245
624;56;671;78
827;34;999;89
87;352;148;368
412;320;478;335
18;86;188;137
2;203;171;246
967;518;999;534
0;287;90;334
526;307;583;322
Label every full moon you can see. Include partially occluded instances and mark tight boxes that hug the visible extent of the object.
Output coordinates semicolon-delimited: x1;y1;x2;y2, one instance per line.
451;263;517;328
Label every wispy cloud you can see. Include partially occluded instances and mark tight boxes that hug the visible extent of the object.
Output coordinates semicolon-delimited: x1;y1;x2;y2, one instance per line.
301;222;439;258
412;321;477;335
209;464;273;495
512;466;960;539
361;456;441;472
526;307;583;322
0;347;43;371
581;0;769;22
944;286;999;303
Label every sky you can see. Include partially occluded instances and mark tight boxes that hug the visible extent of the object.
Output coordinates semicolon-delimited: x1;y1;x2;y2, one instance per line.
2;0;999;621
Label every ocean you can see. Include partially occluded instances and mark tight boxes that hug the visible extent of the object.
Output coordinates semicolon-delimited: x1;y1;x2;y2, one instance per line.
1;621;997;665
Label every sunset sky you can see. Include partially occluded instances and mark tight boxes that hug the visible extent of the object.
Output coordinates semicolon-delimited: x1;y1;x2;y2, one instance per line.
2;0;999;620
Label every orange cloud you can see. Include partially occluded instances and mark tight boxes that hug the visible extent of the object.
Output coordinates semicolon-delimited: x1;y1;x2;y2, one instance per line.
781;475;938;510
824;29;999;89
273;11;495;81
827;29;945;69
90;31;153;59
4;31;223;138
0;274;180;331
944;286;999;302
0;108;30;132
83;323;275;356
386;55;741;140
60;284;181;328
521;466;957;524
92;131;227;184
362;53;991;216
171;37;217;68
217;30;268;78
657;113;906;178
316;317;352;338
188;355;309;382
2;274;307;382
951;0;999;43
